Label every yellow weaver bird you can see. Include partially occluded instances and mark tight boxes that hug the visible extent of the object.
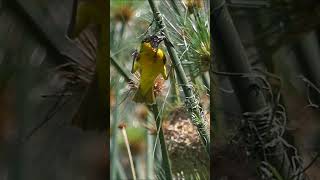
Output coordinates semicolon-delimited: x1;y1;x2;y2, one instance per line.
132;36;169;104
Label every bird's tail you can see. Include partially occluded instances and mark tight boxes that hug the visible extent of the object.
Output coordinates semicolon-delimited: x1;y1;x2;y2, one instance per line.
133;86;155;104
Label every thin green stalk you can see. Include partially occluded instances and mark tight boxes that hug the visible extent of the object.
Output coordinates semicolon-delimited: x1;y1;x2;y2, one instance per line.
116;160;127;180
169;70;180;104
149;104;173;180
135;156;144;179
168;0;181;15
111;79;121;180
147;0;210;155
146;114;155;180
189;66;197;84
110;57;131;82
110;20;116;46
117;21;126;48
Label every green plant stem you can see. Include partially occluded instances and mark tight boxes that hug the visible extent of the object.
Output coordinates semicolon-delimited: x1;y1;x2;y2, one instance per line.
111;80;121;180
117;21;126;48
110;57;131;82
147;0;210;155
110;20;116;46
116;160;127;180
146;127;154;180
149;104;173;180
169;70;180;104
168;0;181;15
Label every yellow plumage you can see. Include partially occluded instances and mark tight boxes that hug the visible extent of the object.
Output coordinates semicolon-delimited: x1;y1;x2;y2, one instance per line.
132;42;168;104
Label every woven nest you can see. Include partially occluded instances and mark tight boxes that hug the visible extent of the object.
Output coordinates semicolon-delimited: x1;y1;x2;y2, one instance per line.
163;107;209;178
